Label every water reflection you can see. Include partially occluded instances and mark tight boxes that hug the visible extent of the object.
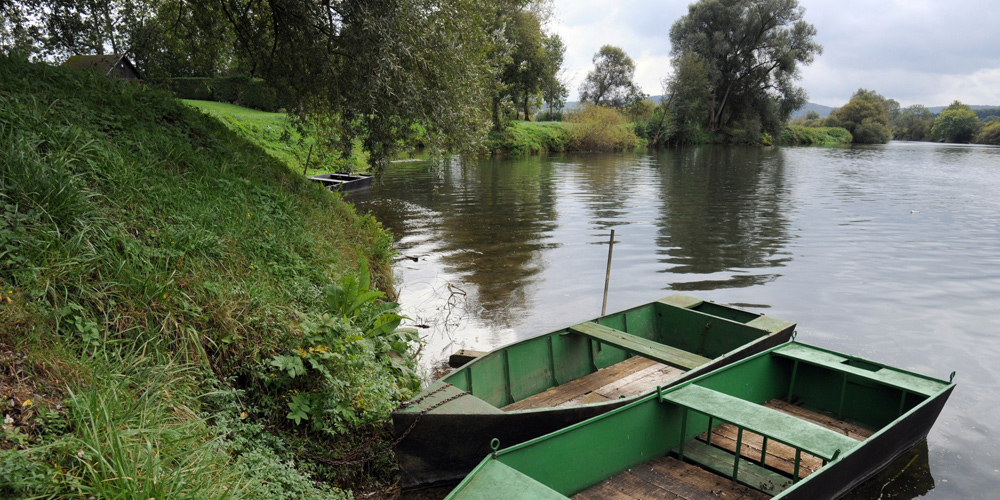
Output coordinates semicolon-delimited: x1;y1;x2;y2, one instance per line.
355;157;559;330
653;147;793;290
841;440;935;500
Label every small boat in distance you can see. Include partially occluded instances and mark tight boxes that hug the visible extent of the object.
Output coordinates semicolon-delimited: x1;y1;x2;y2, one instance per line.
446;341;955;500
307;172;373;192
393;295;796;489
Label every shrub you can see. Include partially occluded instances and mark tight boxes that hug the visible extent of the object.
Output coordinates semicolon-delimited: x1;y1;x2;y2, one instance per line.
974;121;1000;145
485;121;567;155
563;104;643;152
777;125;853;145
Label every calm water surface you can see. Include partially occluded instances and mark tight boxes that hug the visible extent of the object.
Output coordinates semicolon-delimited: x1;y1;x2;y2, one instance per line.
353;142;1000;499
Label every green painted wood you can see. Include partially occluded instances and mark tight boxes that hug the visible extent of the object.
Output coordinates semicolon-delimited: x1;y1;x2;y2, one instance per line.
447;459;567;500
569;322;711;370
657;294;702;309
660;384;859;461
773;343;948;396
746;315;797;334
679;439;793;495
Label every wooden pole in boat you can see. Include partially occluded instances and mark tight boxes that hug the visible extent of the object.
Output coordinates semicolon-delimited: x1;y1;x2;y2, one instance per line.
602;229;615;316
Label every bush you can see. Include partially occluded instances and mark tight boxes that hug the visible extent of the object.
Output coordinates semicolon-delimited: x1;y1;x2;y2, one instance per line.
534;110;563;122
484;121;567;155
563;104;643;152
777;125;853;145
974;121;1000;145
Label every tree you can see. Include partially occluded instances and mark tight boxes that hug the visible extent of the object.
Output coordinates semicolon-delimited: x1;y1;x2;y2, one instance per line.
669;0;822;134
893;104;935;141
932;101;980;143
826;89;892;144
215;0;507;168
662;51;713;144
540;33;568;118
579;45;644;110
500;10;547;122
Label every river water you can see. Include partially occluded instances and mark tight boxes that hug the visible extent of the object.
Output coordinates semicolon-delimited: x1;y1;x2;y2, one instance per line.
353;142;1000;499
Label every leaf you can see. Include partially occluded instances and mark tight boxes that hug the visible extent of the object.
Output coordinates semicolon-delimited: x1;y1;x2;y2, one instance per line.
269;355;306;378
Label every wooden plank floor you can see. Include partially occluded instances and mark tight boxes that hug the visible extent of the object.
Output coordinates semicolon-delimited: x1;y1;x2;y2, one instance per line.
695;399;874;479
572;455;770;500
570;401;874;499
502;356;685;412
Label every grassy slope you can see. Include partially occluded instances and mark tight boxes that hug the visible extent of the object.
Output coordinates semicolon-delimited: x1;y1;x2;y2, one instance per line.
182;99;370;176
0;56;405;498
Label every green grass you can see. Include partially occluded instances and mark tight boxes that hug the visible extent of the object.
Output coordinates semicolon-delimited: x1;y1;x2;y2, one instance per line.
0;55;409;498
777;125;853;145
485;120;569;155
182;99;369;175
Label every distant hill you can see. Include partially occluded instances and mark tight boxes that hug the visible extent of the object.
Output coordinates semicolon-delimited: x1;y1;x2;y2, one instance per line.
792;102;835;119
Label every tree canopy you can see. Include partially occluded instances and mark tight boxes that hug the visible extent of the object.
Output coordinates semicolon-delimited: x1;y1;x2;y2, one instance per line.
827;88;892;144
3;0;562;168
579;45;644;110
932;101;979;143
668;0;821;134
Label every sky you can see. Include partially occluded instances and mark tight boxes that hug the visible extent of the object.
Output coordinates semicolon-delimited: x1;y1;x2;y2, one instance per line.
550;0;1000;108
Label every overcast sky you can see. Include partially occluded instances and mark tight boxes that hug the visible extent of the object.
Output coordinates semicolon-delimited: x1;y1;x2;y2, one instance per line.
551;0;1000;108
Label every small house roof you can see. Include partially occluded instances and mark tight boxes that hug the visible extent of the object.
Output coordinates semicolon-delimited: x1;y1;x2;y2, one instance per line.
63;54;142;80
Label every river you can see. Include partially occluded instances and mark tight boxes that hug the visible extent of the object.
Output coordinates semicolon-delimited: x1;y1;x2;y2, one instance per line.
352;142;1000;499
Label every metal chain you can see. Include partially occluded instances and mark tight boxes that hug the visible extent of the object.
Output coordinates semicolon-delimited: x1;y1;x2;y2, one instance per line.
299;383;469;467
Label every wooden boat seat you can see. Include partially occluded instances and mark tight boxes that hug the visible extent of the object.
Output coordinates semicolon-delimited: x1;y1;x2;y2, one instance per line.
569;322;711;370
660;384;860;461
773;343;945;396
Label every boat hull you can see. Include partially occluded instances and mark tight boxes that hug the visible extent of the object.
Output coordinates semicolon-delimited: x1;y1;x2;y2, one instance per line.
307;172;373;192
778;383;954;499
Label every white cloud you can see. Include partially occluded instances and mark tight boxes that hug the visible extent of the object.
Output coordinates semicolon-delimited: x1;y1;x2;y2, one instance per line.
552;0;1000;107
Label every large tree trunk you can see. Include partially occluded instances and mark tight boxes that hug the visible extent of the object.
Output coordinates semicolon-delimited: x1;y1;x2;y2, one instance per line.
523;93;531;121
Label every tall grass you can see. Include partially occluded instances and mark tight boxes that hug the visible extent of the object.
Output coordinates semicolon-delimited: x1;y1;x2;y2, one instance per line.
0;55;401;497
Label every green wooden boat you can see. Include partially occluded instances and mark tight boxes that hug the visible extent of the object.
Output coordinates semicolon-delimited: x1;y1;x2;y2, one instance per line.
446;341;956;500
393;295;795;489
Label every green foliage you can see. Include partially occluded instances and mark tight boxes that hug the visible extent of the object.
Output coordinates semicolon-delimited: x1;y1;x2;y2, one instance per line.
932;101;980;143
1;355;238;499
669;0;821;133
155;77;285;112
0;55;406;497
540;34;569;118
182;100;369;175
564;104;644;152
777;125;852;145
826;89;892;144
485;121;568;155
664;51;714;144
973;121;1000;145
257;268;419;437
893;104;935;141
579;45;645;109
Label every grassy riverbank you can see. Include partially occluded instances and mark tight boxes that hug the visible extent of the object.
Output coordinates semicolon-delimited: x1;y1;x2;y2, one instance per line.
182;99;371;175
485;119;851;155
776;125;853;145
0;56;416;498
